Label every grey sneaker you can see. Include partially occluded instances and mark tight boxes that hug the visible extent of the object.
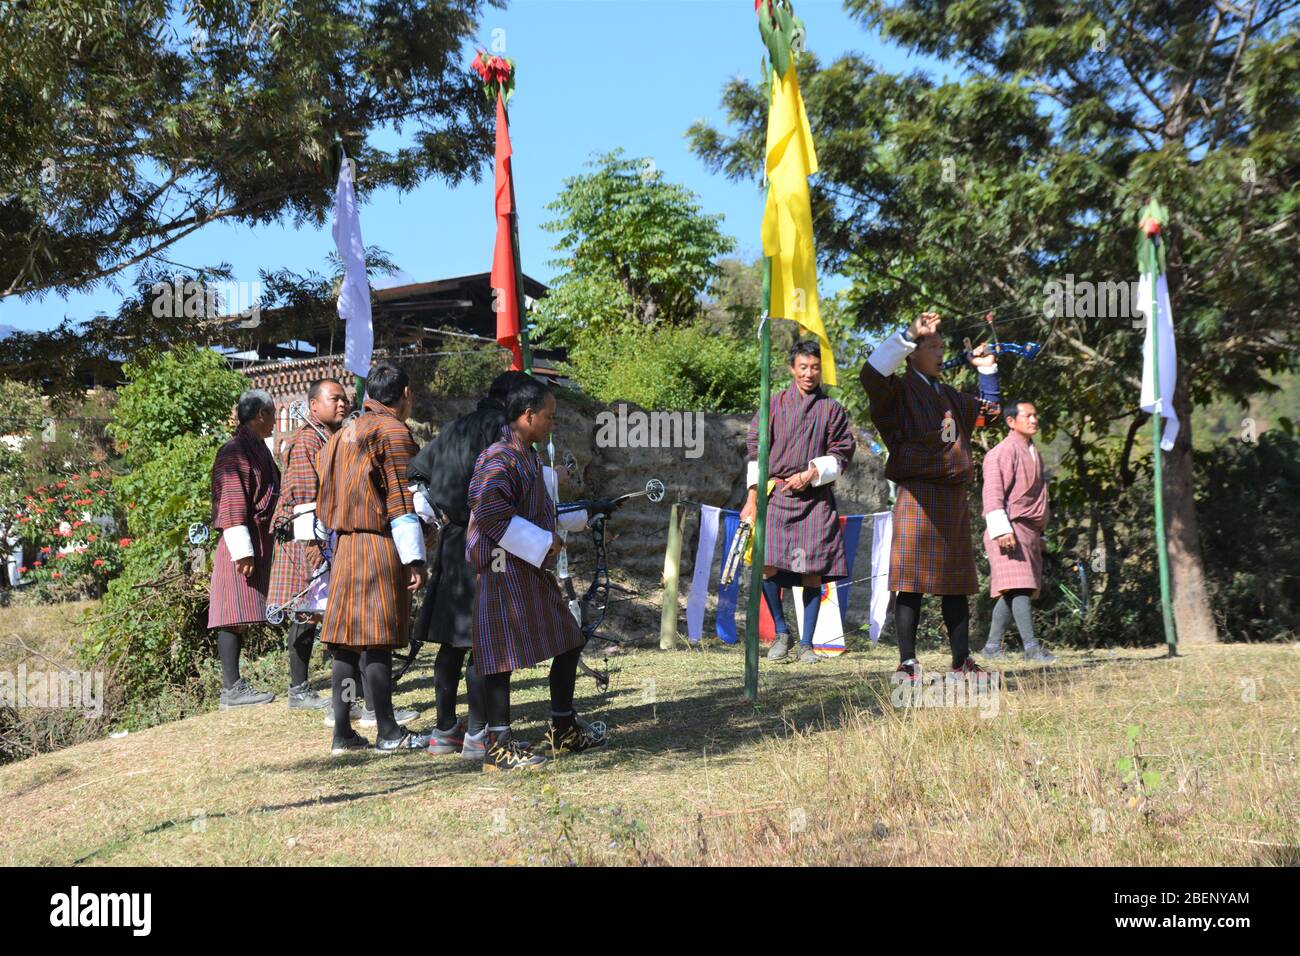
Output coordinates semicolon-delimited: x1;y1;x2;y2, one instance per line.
359;706;419;728
980;644;1007;659
766;634;794;661
323;701;364;728
219;678;275;709
797;644;820;664
374;727;434;754
288;682;329;710
331;730;370;756
1024;645;1058;663
460;728;488;761
427;719;467;755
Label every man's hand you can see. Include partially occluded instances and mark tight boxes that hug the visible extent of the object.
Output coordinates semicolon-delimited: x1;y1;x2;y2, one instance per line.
908;311;941;341
784;465;818;493
969;342;997;370
739;489;758;526
547;532;564;560
234;556;255;578
996;534;1016;554
407;564;427;591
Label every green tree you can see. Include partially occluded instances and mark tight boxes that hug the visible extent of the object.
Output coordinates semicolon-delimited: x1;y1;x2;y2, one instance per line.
532;150;737;349
690;2;1300;645
1;0;497;302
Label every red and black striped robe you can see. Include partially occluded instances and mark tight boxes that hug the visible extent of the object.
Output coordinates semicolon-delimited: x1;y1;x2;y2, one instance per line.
266;416;330;614
207;425;280;629
316;399;419;650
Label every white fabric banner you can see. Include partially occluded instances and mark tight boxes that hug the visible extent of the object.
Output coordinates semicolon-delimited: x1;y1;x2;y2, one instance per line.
686;506;721;643
868;511;892;643
332;160;373;379
1138;271;1179;452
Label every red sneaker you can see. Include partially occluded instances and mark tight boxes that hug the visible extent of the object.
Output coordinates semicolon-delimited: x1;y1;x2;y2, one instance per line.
893;659;923;685
947;656;987;682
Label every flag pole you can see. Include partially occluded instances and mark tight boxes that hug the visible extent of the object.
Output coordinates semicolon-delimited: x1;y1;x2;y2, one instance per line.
503;99;533;376
1146;238;1176;656
745;255;773;702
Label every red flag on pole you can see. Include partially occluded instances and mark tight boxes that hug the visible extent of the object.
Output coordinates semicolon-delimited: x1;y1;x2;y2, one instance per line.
490;94;523;370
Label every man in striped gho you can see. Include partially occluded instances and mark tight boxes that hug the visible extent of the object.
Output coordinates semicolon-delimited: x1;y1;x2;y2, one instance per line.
315;363;433;755
859;312;1000;685
267;378;348;711
208;389;281;709
466;376;609;772
740;339;856;664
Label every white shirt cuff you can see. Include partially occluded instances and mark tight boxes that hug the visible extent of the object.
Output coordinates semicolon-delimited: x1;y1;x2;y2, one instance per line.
867;331;916;376
746;460;759;489
985;509;1013;539
557;508;589;533
291;503;330;542
498;514;553;568
222;525;254;561
808;455;840;487
977;363;999;375
410;487;439;526
390;513;426;565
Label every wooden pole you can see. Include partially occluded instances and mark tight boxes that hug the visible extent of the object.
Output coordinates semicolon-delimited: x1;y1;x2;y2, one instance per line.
1147;240;1177;656
744;257;774;702
659;502;688;650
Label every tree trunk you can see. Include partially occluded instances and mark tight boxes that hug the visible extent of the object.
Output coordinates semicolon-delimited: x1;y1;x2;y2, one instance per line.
1163;226;1219;645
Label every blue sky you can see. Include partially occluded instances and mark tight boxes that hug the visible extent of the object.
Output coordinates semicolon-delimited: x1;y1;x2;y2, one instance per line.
2;0;950;334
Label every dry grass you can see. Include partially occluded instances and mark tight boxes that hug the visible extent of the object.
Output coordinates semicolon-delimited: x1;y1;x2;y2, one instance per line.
0;599;96;671
0;629;1295;866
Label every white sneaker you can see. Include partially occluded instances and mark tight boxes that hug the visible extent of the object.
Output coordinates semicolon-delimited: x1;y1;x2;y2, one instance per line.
323;702;364;728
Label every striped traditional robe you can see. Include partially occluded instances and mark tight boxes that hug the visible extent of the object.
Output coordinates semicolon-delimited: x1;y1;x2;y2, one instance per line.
466;426;584;675
316;399;419;650
982;432;1049;597
207;425;280;629
266;416;330;614
745;384;855;577
861;345;999;595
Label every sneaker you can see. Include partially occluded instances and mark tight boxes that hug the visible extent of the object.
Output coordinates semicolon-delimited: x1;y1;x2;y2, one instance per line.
219;678;275;709
892;659;922;686
359;706;419;728
374;726;434;754
1024;645;1058;663
484;730;548;772
287;681;329;710
980;644;1007;659
766;633;794;661
331;730;370;756
947;656;988;682
460;728;488;761
797;644;820;664
427;719;467;756
539;719;608;756
323;701;364;728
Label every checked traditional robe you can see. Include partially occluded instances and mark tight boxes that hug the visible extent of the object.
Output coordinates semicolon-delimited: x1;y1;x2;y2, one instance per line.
208;424;281;629
407;397;509;649
316;399;420;650
466;426;584;675
745;384;856;577
266;415;331;616
982;433;1049;598
860;333;999;595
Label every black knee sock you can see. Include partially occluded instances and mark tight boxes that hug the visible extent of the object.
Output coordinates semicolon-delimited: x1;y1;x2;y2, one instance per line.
761;578;790;636
941;595;971;667
549;647;582;722
331;647;361;737
465;657;486;736
483;670;512;731
894;592;922;662
361;650;399;740
799;582;821;647
287;621;317;687
217;629;242;689
433;645;469;731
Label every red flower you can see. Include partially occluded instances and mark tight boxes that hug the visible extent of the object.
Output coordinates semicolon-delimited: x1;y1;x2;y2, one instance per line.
51;572;61;579
44;497;55;504
36;485;46;493
40;546;51;554
128;502;136;510
119;538;132;548
93;559;105;567
19;516;29;523
33;560;42;567
18;566;27;573
71;474;81;481
90;471;101;479
87;534;97;542
56;482;66;489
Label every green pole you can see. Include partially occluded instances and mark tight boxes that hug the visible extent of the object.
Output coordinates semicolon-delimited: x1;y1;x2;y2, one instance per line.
744;256;774;702
354;374;365;407
1147;241;1177;656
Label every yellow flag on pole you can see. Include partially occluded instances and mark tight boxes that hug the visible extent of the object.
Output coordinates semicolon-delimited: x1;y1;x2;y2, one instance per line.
761;62;835;385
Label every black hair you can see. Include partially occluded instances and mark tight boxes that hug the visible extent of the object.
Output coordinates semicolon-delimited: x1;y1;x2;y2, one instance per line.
1004;400;1035;421
487;370;534;408
504;376;553;422
789;339;821;366
237;389;275;424
307;378;342;402
365;363;409;407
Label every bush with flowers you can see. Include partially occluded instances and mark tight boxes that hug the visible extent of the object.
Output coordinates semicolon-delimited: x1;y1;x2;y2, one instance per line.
9;470;127;601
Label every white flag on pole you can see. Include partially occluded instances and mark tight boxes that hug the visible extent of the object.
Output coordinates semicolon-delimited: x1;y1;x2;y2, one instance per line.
332;159;373;379
1138;271;1179;452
